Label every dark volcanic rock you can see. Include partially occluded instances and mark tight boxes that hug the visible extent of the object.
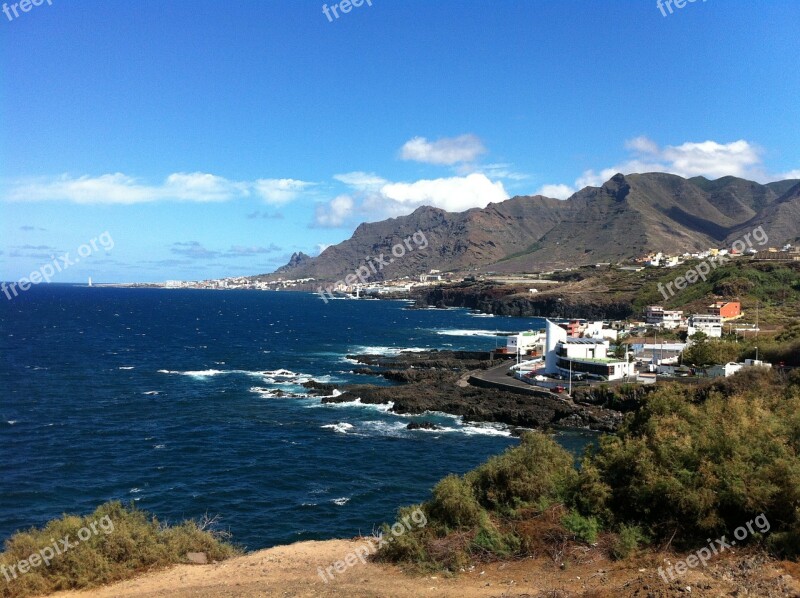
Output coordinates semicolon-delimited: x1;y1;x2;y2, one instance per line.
322;351;625;433
406;421;441;431
300;380;337;396
414;283;635;319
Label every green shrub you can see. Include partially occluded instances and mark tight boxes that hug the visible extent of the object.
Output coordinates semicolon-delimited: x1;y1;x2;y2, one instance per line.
611;524;648;560
0;502;239;598
470;512;520;558
561;511;599;544
427;475;482;531
467;432;578;514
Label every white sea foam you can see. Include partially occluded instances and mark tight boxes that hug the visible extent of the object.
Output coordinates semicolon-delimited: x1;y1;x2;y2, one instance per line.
249;386;313;399
142;391;159;396
459;422;514;437
360;420;409;437
331;497;350;506
312;398;394;413
321;422;355;434
249;387;281;398
435;329;510;337
158;368;316;384
349;346;429;356
118;366;135;370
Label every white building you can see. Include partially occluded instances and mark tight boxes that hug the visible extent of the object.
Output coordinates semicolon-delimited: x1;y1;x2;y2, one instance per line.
646;306;684;329
707;362;744;378
633;343;687;365
507;330;543;355
705;359;772;378
584;321;619;341
688;314;723;338
543;320;635;381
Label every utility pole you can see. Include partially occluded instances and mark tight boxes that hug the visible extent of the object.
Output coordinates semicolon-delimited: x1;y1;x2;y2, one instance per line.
654;329;657;370
756;301;758;361
568;358;572;396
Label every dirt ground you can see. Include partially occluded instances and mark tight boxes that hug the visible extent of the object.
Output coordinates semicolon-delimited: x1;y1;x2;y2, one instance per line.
43;538;800;598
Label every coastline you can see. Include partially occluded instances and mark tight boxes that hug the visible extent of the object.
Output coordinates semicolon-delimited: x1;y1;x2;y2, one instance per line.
320;349;626;433
43;537;799;598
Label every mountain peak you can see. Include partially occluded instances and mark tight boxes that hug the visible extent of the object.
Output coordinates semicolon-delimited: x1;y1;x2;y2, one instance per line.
266;173;800;280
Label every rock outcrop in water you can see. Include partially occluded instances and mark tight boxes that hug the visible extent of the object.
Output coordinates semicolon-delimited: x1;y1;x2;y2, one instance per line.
324;350;624;432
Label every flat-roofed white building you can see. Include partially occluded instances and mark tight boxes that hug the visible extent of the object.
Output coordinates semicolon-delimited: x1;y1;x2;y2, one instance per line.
584;321;619;341
688;314;723;338
507;330;543;355
646;306;684;329
544;320;634;381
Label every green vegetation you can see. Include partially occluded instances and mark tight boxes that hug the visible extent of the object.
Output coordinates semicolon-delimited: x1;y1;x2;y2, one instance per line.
634;261;800;322
682;325;800;367
0;502;240;598
377;366;800;569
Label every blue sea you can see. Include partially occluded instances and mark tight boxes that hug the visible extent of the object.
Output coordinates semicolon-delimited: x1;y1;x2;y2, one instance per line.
0;286;592;550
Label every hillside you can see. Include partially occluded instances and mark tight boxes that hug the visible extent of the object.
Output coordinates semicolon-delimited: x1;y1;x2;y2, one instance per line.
268;195;579;282
413;261;800;324
268;173;800;282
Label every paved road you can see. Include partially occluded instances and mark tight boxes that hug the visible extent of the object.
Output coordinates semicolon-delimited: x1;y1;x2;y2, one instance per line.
469;362;572;402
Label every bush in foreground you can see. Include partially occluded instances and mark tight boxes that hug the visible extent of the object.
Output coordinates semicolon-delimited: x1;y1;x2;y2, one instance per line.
378;366;800;570
0;501;240;598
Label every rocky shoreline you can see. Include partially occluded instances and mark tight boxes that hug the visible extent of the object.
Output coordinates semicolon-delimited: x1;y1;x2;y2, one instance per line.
410;282;636;319
312;350;627;433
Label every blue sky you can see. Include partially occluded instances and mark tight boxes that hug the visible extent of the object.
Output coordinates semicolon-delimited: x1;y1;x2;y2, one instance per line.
1;0;799;283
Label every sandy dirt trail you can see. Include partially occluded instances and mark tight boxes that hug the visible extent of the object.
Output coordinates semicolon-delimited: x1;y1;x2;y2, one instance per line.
45;538;800;598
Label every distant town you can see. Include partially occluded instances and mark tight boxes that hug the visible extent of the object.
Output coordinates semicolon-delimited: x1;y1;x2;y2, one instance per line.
127;242;799;296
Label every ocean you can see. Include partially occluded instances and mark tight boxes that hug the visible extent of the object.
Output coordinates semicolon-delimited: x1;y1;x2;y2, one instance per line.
0;286;592;550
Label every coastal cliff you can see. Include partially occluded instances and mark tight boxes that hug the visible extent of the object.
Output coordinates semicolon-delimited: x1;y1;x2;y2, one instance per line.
412;283;636;319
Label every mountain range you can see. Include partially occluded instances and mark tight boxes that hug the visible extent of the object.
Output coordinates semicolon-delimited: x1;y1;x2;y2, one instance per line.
267;173;800;282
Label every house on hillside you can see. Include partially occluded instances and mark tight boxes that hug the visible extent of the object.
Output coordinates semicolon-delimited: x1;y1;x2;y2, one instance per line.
709;301;741;320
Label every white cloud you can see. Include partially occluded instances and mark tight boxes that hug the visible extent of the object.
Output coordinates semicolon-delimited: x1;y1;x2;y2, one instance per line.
163;172;247;202
535;184;575;200
534;137;785;199
333;172;388;190
254;178;313;204
314;194;355;228
400;134;486;165
381;173;507;212
777;169;800;180
624;136;660;155
3;172;314;205
469;163;530;181
314;173;509;227
661;140;762;178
